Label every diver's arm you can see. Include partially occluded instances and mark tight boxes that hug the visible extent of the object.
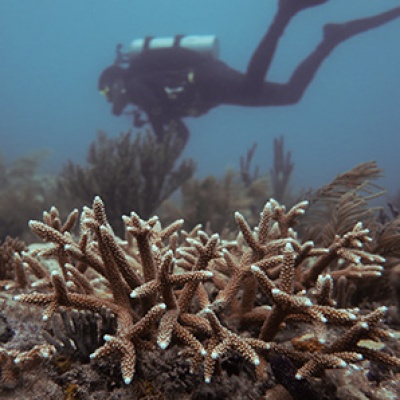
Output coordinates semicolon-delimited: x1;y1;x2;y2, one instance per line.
125;77;167;137
125;77;162;113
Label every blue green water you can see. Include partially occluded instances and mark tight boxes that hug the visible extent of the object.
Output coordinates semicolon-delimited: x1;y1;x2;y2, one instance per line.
0;0;399;193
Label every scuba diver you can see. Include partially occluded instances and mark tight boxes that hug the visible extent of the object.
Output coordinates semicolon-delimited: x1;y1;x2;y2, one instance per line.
99;0;400;142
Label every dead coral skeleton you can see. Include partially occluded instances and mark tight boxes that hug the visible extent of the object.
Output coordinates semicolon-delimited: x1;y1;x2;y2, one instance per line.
3;195;399;387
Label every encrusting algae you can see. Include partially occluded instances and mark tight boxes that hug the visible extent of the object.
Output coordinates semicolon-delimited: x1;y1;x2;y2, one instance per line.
0;193;399;398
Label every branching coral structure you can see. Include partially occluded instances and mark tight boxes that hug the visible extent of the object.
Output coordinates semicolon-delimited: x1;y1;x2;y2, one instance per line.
56;129;195;236
2;196;400;394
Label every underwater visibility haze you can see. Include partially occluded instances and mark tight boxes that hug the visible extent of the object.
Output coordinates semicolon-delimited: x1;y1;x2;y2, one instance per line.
0;0;399;192
2;2;400;399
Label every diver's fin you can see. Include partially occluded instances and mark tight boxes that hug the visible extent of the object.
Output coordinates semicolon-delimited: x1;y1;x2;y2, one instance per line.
323;7;400;43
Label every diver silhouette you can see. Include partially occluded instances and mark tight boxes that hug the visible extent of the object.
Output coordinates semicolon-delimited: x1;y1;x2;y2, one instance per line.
99;0;400;143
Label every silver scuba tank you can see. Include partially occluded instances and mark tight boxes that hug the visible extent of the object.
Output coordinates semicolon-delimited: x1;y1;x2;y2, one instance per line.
128;35;219;59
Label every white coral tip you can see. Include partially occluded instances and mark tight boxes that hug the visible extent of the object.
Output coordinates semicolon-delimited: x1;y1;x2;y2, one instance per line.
103;334;113;342
253;356;260;366
158;341;168;350
124;377;132;385
201;348;207;356
211;351;219;360
205;376;211;383
303;298;313;307
295;373;303;380
285;243;294;251
251;265;261;273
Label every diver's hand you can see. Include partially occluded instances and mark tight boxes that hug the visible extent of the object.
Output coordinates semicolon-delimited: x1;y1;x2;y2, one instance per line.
133;109;148;128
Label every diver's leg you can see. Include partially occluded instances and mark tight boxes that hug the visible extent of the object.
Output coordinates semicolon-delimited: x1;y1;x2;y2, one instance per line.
245;0;328;90
264;6;400;105
278;0;328;14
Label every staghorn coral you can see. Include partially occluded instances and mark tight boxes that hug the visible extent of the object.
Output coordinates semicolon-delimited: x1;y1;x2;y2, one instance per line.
0;193;397;397
0;237;27;287
295;161;400;305
57;129;195;235
0;344;55;389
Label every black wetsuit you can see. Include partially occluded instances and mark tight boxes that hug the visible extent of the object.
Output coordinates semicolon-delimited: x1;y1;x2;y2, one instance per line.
99;1;400;141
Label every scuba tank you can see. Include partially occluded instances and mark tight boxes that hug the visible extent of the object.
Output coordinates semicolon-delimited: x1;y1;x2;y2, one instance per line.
127;35;219;59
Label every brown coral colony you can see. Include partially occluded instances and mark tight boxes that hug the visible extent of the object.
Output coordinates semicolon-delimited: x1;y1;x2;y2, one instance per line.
3;194;398;388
